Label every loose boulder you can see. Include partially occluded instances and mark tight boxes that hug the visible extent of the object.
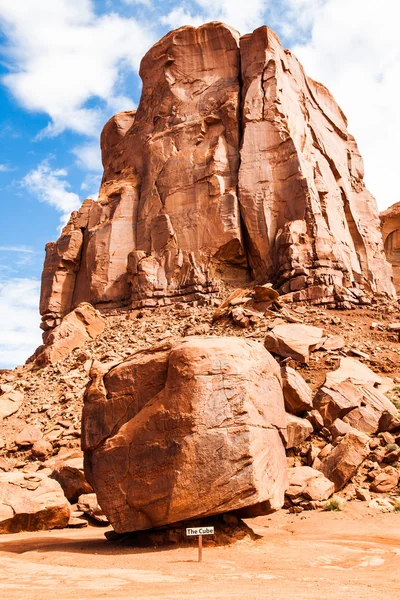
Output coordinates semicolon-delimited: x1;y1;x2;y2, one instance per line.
15;426;43;447
370;467;399;493
0;471;70;534
286;467;334;502
82;337;288;533
281;366;313;415
0;389;23;420
314;379;397;435
343;383;397;434
318;431;369;491
51;457;93;503
264;324;324;362
34;303;106;367
324;357;382;388
314;381;363;428
77;493;109;524
286;414;313;449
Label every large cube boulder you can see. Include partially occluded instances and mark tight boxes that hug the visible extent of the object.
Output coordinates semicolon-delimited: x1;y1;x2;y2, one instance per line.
82;337;288;533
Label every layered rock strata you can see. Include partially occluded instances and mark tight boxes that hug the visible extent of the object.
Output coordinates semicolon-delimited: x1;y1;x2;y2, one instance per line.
40;22;394;333
380;201;400;293
82;337;288;533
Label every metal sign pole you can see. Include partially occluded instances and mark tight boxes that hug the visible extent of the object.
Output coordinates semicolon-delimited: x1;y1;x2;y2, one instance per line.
198;534;203;562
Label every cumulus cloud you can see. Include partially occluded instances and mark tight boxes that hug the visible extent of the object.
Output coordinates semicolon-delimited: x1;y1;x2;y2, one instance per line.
0;0;154;137
0;278;42;368
22;160;81;227
283;0;400;209
160;7;203;29
161;0;266;34
72;143;103;172
80;173;102;200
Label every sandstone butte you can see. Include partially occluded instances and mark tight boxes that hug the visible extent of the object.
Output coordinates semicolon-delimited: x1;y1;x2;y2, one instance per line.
38;22;395;336
380;201;400;294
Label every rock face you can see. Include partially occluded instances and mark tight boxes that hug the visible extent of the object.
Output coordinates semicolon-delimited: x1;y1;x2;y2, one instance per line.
82;337;288;533
39;22;394;333
381;201;400;293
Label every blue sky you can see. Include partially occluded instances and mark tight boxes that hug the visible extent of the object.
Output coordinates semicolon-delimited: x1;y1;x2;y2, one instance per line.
0;0;399;367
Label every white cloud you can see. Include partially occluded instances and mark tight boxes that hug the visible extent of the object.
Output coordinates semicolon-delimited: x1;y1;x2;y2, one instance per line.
284;0;400;209
80;173;102;198
0;278;42;368
22;160;81;226
0;0;154;137
122;0;153;7
0;246;35;253
161;0;266;34
160;7;203;29
0;164;13;172
72;143;103;172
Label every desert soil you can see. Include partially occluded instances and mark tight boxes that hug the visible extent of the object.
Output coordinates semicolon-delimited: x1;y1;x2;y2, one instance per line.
0;503;399;600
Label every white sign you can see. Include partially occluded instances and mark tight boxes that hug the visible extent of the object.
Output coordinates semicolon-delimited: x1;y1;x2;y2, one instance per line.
186;526;214;536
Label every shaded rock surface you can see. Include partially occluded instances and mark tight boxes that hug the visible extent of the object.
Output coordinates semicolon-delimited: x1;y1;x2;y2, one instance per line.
83;336;288;533
105;513;259;546
51;457;93;503
39;22;394;335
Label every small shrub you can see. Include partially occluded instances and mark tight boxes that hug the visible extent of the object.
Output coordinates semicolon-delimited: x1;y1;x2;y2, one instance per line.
392;501;400;513
386;443;400;453
305;378;311;384
324;499;342;512
391;399;400;411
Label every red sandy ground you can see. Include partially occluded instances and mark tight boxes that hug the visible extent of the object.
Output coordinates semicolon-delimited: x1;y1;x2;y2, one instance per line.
0;503;399;600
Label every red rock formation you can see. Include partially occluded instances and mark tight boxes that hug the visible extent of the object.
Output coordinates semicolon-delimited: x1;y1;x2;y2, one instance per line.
34;303;106;367
39;22;394;332
380;201;400;293
82;337;288;533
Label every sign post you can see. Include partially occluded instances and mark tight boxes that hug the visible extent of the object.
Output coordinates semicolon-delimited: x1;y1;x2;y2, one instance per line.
185;526;214;562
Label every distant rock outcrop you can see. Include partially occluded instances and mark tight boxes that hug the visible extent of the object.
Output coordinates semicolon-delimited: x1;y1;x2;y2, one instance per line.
82;337;288;533
380;201;400;293
39;22;394;334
